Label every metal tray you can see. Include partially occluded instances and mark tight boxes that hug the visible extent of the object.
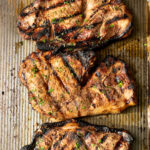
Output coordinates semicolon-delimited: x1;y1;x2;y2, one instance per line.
0;0;149;149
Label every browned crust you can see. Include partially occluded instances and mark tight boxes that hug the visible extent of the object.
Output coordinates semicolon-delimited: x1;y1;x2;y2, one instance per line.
19;51;137;122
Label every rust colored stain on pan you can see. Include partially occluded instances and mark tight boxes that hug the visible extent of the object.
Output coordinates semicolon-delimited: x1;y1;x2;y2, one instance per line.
0;0;149;150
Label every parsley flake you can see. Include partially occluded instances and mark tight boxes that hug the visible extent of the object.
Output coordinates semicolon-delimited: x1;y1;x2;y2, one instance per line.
42;39;46;43
82;106;86;109
93;85;97;89
99;139;102;143
118;80;123;88
38;98;44;105
48;88;54;93
109;24;114;28
75;142;80;149
40;147;45;150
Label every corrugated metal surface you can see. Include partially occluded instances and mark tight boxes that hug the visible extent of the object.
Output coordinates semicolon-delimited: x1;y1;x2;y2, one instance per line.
0;0;149;149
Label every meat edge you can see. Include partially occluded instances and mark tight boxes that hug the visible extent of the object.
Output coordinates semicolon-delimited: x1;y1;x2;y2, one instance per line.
20;119;134;150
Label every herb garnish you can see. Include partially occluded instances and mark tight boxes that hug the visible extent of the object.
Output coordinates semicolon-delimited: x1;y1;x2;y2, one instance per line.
84;19;88;22
75;142;80;149
69;47;73;51
82;106;86;109
48;88;54;93
93;85;97;89
42;39;46;43
40;147;45;150
77;132;82;136
32;65;38;77
51;18;56;24
38;98;44;105
48;111;53;115
99;139;102;143
109;24;114;28
118;80;123;88
29;97;36;101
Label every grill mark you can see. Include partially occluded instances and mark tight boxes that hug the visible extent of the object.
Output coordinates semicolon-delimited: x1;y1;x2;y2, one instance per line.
29;93;47;115
55;20;101;39
18;27;33;36
29;54;65;117
32;27;51;40
106;14;128;25
45;0;75;11
84;131;91;139
114;140;123;150
53;134;67;148
52;12;80;24
73;22;101;40
20;3;35;17
89;3;110;19
101;134;108;143
50;65;70;95
54;26;80;38
27;56;51;114
62;55;80;83
60;55;81;117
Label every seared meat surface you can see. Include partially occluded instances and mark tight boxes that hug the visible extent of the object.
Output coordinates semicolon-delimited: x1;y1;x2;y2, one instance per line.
21;119;133;150
19;51;136;122
17;0;132;52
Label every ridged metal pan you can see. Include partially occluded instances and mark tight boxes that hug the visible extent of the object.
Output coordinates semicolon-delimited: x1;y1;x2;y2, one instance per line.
0;0;149;149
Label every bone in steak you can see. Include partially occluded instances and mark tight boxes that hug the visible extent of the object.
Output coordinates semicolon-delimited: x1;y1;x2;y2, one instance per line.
17;0;133;52
19;50;136;122
20;119;133;150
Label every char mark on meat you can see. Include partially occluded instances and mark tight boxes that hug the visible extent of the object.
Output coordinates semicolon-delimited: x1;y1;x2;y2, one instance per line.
17;0;133;52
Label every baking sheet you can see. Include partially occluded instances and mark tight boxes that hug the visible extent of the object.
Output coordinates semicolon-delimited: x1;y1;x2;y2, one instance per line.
0;0;149;149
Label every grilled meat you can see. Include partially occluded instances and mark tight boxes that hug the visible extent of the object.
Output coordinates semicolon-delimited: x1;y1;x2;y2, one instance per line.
19;50;136;122
21;119;133;150
17;0;133;52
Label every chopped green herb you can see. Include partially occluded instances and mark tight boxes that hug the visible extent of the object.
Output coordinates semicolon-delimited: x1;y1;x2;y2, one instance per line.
29;97;36;101
91;144;95;147
57;67;64;72
75;142;80;149
40;147;45;150
70;62;74;65
114;6;119;10
42;39;46;43
70;109;73;112
38;98;44;105
97;32;100;38
69;47;73;51
51;18;56;24
42;74;47;79
31;89;37;93
93;85;97;89
118;80;123;88
64;1;70;5
82;106;86;109
32;66;38;74
99;139;102;143
76;20;80;25
80;14;83;17
48;111;53;115
77;132;82;136
144;43;147;47
84;19;88;22
48;88;54;93
109;24;114;28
